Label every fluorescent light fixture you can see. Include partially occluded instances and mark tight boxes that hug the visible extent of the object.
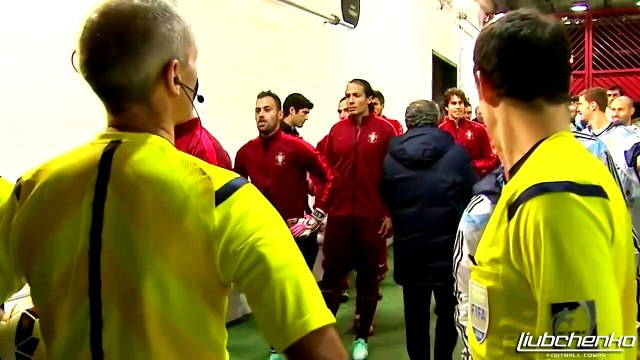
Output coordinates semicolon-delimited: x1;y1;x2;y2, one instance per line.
571;3;588;11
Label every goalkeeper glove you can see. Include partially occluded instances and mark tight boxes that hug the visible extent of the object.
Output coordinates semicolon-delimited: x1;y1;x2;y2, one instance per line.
289;208;327;238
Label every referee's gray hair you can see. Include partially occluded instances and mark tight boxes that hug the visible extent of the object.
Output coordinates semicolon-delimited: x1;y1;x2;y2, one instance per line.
405;100;441;129
78;0;192;114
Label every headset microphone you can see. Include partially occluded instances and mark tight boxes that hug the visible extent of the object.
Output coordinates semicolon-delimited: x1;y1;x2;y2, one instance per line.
178;79;205;104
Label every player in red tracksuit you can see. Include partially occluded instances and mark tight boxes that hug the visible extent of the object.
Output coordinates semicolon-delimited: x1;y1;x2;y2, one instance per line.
173;80;233;169
175;115;233;170
315;96;349;195
316;96;349;156
438;88;498;177
373;90;404;135
315;97;353;306
320;79;395;360
234;91;337;360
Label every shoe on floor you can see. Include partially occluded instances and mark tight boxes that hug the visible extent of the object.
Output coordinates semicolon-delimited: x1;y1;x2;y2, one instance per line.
269;348;285;360
351;338;368;360
268;352;285;360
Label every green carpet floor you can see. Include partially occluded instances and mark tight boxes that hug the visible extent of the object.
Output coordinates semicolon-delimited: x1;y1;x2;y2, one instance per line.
226;248;462;359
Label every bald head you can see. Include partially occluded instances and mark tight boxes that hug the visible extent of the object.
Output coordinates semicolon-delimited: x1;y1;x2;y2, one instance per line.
405;100;440;129
610;96;636;125
79;0;193;115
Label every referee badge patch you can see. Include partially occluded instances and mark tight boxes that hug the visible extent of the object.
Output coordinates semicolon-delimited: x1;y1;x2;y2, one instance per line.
469;280;489;343
551;300;597;337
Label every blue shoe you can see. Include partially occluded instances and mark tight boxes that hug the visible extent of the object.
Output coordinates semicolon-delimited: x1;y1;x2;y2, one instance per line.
351;338;368;360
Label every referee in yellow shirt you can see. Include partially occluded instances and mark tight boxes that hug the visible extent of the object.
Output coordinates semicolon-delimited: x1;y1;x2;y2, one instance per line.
469;9;637;359
0;1;346;359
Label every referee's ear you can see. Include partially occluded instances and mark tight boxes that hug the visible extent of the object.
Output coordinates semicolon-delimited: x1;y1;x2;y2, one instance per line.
476;71;499;108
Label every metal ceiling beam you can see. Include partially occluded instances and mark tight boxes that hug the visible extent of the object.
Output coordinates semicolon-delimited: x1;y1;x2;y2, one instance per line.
273;0;356;29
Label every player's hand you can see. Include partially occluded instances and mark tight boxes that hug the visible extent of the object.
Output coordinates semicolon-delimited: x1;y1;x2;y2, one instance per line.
378;217;393;239
289;208;327;238
286;218;300;227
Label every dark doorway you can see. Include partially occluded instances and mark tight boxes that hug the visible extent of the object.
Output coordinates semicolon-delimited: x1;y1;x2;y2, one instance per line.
432;52;458;115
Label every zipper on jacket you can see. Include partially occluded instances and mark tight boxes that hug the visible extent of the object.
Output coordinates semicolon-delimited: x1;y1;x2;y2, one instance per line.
262;141;271;199
351;123;360;216
454;120;460;142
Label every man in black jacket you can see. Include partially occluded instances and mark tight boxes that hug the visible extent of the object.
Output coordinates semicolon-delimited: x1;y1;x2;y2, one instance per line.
381;100;477;360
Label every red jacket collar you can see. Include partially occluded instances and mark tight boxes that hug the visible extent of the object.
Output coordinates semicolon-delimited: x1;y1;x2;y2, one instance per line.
348;112;376;125
442;115;469;126
260;128;283;142
175;117;201;136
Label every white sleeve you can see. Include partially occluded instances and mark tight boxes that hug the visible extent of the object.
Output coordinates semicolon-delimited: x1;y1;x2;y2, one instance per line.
454;194;495;359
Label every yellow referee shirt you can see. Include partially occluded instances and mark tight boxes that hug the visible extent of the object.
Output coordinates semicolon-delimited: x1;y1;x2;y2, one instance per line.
0;132;334;360
469;131;637;359
0;177;12;203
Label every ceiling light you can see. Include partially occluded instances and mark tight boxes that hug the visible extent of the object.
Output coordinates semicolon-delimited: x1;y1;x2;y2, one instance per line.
571;3;588;11
636;0;640;6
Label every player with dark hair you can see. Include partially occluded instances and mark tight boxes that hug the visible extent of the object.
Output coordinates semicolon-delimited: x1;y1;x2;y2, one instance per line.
372;90;404;135
605;85;624;120
608;85;624;103
464;103;473;121
438;88;498;177
235;90;335;269
234;90;339;360
280;93;315;138
469;8;635;358
319;79;396;360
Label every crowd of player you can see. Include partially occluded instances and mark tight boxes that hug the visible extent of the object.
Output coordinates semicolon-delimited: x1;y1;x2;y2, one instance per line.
0;1;639;360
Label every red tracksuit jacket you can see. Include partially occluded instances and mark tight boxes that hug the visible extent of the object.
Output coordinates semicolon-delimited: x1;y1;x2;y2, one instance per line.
310;135;330;200
381;115;404;135
234;129;335;220
324;114;396;219
175;117;233;170
438;116;498;177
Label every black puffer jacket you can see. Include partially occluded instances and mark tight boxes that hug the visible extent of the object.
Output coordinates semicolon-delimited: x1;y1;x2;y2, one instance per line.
381;126;477;286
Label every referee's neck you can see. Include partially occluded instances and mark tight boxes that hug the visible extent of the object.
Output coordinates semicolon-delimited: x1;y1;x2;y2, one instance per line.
497;103;567;179
106;107;175;144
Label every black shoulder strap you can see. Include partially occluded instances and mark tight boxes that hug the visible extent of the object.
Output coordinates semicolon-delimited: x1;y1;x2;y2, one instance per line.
507;181;608;221
215;177;249;206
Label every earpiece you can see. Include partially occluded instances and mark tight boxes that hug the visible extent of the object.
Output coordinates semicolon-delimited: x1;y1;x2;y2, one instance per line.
174;76;180;85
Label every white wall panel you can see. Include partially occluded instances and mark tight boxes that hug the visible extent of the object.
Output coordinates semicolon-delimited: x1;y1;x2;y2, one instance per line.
0;0;480;182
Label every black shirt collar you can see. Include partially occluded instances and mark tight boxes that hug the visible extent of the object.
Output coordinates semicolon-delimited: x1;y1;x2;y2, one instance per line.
280;121;300;137
507;136;549;180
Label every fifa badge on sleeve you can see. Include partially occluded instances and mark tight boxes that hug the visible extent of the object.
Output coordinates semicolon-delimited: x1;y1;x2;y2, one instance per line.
469;280;489;344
